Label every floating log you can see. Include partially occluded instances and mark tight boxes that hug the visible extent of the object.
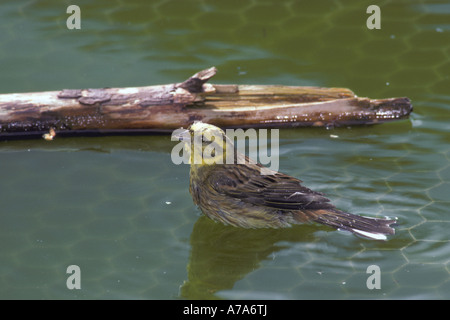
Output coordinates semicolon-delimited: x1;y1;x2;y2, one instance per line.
0;67;412;139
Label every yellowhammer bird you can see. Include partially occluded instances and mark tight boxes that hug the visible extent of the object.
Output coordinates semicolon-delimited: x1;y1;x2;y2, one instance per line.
174;121;396;240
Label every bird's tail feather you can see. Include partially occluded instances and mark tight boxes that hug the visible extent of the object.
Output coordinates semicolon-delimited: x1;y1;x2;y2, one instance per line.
295;209;396;240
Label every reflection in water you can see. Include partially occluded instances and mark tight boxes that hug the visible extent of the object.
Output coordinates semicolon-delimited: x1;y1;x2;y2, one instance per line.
0;134;174;154
180;216;319;299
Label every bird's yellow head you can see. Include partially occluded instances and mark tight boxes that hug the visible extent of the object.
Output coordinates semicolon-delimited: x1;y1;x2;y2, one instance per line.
175;121;234;166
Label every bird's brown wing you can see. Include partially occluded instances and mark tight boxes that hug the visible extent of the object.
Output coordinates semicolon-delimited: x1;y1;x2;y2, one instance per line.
207;164;335;211
204;164;396;239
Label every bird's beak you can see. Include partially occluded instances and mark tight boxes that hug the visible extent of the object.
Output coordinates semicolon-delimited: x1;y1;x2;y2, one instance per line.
171;128;191;142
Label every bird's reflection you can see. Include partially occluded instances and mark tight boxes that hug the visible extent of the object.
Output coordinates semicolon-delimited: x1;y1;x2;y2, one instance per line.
180;215;320;299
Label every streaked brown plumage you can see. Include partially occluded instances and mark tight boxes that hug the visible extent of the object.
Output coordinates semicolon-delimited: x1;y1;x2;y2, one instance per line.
175;121;396;240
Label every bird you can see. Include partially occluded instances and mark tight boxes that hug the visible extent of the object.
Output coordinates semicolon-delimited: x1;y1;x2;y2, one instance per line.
174;121;396;240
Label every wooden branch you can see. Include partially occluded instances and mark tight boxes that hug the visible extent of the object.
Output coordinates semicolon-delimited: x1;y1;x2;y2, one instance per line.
0;67;412;139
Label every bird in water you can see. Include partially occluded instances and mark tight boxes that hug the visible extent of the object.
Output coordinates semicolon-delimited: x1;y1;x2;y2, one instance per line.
174;121;396;240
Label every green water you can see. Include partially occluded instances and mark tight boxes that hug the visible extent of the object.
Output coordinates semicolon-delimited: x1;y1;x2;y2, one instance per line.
1;0;449;299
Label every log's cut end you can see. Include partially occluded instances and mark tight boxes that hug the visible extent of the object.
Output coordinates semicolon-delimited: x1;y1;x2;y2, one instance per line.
370;97;413;120
337;96;413;126
338;96;411;126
